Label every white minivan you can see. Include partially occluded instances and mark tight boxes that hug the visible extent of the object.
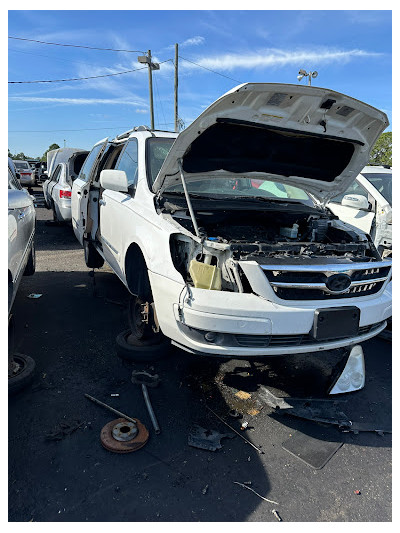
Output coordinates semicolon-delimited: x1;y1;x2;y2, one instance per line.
71;83;391;389
328;166;392;257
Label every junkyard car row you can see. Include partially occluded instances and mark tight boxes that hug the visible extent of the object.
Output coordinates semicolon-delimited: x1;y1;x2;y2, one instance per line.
9;82;392;396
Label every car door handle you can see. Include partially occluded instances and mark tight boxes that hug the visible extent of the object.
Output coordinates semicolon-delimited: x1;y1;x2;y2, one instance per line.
99;199;106;206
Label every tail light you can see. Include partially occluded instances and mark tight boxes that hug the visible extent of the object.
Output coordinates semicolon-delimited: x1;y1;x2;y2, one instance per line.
59;190;71;199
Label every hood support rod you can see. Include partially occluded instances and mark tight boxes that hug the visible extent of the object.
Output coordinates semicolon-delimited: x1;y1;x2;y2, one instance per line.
178;159;200;238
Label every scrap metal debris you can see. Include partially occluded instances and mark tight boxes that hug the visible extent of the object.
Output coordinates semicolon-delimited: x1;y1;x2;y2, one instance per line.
233;482;279;505
188;424;234;452
271;509;282;521
45;420;83;441
258;386;351;428
206;405;264;454
131;371;161;435
259;386;392;434
85;393;137;424
100;417;149;453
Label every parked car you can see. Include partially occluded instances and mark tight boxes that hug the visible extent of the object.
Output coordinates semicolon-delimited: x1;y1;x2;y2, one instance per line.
43;149;89;222
71;83;391;393
328;165;392;257
8;158;36;313
13;160;35;187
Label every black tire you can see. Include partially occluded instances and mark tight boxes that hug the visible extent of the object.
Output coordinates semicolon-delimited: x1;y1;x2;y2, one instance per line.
23;242;36;276
115;329;171;362
52;201;59;222
84;239;104;269
8;353;35;395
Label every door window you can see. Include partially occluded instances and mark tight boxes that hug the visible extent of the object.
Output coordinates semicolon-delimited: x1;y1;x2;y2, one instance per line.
330;180;369;204
115;139;139;195
79;143;105;183
51;165;62;182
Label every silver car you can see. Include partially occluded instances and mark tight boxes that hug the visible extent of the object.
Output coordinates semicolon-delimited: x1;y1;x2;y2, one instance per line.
13;160;35;187
43;149;88;222
8;158;36;313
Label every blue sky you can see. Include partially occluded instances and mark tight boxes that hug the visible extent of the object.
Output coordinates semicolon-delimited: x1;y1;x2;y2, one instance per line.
8;9;392;159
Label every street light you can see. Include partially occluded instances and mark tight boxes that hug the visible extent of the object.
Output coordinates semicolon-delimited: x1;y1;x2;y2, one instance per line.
138;51;160;130
297;69;318;86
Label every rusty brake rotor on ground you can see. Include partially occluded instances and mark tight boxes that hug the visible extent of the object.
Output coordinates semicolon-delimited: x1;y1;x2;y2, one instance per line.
100;417;149;453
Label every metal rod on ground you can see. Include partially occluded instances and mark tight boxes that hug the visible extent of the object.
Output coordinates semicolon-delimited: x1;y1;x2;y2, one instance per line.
84;394;137;424
205;405;264;454
142;384;161;434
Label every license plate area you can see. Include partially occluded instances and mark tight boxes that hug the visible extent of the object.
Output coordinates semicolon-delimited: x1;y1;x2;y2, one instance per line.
312;306;360;341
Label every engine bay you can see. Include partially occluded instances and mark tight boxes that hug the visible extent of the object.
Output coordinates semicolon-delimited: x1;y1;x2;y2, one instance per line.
159;194;381;292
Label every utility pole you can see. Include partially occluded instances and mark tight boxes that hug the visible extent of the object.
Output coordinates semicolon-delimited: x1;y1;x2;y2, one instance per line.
174;43;179;133
138;50;160;130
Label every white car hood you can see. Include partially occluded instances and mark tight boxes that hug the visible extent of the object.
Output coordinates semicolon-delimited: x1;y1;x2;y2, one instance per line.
152;83;388;203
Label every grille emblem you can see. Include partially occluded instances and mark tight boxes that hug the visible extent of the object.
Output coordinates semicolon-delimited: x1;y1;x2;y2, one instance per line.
325;273;352;293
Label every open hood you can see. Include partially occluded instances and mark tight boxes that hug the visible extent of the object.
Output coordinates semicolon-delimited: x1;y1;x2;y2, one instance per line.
152;83;388;203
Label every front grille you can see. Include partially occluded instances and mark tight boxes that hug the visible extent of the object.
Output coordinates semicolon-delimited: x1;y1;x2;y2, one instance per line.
233;321;385;348
262;261;391;300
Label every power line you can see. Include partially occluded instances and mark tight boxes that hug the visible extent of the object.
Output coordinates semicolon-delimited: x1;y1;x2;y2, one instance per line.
9;47;119;70
8;60;172;84
9;123;177;133
9;36;145;54
179;55;243;84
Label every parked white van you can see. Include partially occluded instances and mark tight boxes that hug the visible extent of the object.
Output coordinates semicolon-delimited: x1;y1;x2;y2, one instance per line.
71;83;391;384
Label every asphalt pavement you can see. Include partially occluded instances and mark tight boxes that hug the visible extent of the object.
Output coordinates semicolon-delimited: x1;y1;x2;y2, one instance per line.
8;188;392;522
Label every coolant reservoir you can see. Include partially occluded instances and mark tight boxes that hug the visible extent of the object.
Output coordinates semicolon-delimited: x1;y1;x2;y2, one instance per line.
189;259;222;290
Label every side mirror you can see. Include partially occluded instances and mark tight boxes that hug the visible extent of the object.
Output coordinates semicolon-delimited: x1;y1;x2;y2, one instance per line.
8;189;32;209
341;194;370;211
100;169;128;193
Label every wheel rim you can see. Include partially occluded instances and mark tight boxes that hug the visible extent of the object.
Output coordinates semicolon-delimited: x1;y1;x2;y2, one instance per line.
8;355;27;379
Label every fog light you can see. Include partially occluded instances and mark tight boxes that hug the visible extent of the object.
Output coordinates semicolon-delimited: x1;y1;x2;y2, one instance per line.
329;345;365;395
204;331;218;343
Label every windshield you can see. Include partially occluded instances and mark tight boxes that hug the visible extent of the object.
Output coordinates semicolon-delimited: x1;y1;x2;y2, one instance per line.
362;172;392;205
14;161;30;170
146;137;175;185
164;176;314;206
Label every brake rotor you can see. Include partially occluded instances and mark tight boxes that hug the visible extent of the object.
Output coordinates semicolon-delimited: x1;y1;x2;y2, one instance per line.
100;418;149;453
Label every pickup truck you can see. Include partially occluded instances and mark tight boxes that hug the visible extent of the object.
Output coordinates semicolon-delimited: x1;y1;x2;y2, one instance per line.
71;83;392;391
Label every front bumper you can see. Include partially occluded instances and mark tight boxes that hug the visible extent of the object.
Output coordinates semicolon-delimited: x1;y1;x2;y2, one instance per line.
150;272;392;357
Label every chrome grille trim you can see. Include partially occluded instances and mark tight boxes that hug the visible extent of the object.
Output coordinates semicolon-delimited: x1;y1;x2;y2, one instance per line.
260;260;392;273
270;276;387;293
261;260;391;300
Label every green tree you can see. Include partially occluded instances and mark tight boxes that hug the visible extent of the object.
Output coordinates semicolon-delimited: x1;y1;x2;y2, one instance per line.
41;143;60;162
369;132;392;166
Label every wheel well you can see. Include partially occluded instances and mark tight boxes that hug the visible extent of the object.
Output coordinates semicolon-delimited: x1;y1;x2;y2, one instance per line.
125;243;151;298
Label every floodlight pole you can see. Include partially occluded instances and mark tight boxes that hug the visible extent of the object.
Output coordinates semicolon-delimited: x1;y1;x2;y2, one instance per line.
147;50;155;130
174;43;179;133
138;51;160;130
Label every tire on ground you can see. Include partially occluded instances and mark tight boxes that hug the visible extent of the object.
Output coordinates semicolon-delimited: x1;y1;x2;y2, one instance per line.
84;239;104;269
115;329;171;363
8;353;36;395
23;242;36;276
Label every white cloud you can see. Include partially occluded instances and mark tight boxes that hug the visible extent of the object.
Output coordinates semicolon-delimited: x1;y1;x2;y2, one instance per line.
9;96;147;107
186;48;382;72
135;108;148;114
181;36;205;48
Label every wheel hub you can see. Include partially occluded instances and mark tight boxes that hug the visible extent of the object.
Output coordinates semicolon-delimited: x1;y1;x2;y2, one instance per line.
100;418;149;453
